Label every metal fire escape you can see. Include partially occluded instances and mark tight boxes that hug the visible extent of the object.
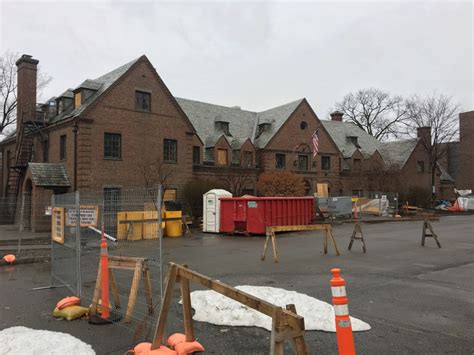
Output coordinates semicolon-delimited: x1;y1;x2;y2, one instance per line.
4;110;47;222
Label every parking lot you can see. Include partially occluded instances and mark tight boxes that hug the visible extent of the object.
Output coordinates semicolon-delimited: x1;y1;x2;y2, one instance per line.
1;215;473;354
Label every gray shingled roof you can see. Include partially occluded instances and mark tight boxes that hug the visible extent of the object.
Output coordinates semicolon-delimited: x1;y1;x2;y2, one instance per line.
28;163;71;187
254;99;304;148
176;98;256;148
48;57;140;124
321;120;381;158
176;97;303;151
379;139;418;167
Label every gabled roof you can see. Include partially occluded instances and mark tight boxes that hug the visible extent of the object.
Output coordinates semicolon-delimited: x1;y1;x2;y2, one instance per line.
176;97;303;150
254;99;304;148
49;57;140;124
176;98;256;148
321;120;381;158
28;163;71;187
379;139;418;167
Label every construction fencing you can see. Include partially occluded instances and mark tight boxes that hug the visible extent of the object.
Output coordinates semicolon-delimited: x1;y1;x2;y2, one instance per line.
51;186;166;342
317;191;399;219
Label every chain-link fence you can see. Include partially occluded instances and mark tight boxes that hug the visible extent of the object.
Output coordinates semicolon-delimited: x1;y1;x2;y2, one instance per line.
316;191;399;220
51;186;166;342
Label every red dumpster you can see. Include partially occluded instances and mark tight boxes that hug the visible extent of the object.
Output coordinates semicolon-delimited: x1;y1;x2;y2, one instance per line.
219;197;315;235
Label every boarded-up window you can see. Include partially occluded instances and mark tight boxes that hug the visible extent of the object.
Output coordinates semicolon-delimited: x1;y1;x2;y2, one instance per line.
217;149;228;165
74;92;81;108
163;189;177;201
60;135;67;161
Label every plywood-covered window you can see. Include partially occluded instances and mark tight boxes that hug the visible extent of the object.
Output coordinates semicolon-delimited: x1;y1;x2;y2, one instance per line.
217;149;228;166
74;92;81;108
163;188;177;201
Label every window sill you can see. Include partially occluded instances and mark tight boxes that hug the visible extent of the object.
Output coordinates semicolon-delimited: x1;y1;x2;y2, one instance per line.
135;108;151;113
164;161;178;164
104;157;122;161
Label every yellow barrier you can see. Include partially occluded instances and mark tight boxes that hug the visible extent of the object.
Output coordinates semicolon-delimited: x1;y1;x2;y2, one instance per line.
117;210;167;241
164;211;182;238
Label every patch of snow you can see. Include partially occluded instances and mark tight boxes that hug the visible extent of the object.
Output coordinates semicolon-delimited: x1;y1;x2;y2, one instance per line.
188;285;371;332
0;326;95;355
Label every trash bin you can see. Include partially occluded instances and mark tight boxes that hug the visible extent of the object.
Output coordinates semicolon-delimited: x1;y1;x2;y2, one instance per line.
165;210;182;237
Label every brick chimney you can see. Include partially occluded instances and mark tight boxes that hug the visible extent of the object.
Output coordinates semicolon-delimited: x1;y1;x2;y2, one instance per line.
417;126;431;147
16;54;39;133
330;111;343;122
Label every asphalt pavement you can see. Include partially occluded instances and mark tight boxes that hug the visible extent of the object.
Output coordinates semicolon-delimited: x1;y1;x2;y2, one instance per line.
1;215;473;354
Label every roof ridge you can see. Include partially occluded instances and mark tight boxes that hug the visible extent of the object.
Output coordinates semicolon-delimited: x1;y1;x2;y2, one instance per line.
175;97;257;114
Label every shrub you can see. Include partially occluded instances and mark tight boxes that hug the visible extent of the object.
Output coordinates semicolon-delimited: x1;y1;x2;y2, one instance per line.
257;171;306;197
183;179;225;219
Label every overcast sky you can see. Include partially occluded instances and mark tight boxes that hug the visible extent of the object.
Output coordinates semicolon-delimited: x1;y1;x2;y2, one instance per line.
1;0;472;119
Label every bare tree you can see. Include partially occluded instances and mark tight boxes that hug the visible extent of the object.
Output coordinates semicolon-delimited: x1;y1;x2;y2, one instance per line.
141;157;176;190
404;93;460;200
0;51;52;138
219;167;256;196
335;88;407;141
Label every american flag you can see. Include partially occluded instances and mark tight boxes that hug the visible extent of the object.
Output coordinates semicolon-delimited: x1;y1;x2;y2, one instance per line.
312;129;320;157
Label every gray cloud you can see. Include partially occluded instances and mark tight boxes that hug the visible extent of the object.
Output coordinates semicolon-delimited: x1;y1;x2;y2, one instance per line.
1;0;472;118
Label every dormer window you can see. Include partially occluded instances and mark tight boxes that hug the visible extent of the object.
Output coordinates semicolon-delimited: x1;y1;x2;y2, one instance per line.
347;136;360;148
74;91;82;108
215;121;230;135
257;123;271;137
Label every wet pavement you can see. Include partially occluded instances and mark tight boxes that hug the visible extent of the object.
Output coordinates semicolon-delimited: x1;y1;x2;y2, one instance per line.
1;215;473;354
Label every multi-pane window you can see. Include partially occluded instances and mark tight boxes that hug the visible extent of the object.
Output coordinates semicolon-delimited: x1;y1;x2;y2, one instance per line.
104;133;122;159
135;91;151;111
193;146;200;165
243;151;253;167
217;149;228;165
275;153;286;169
60;135;67;161
164;139;177;162
321;156;331;170
298;154;309;171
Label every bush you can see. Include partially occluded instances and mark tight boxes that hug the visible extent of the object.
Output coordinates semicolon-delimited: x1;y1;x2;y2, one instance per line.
183;179;226;219
399;186;432;208
257;171;306;197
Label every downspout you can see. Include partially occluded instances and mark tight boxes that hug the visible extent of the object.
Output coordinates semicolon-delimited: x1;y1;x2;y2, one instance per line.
73;120;78;191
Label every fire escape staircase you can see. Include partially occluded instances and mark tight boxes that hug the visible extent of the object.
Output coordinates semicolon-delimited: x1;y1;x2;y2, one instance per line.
4;114;47;222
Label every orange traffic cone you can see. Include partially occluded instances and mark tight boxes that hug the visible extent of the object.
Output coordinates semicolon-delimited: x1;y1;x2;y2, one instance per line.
100;221;110;320
330;268;356;355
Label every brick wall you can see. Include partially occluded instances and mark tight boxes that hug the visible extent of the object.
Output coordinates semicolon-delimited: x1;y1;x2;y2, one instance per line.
458;111;474;189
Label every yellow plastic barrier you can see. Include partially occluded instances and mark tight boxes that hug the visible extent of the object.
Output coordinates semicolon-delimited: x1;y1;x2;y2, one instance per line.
165;211;182;238
117;212;128;240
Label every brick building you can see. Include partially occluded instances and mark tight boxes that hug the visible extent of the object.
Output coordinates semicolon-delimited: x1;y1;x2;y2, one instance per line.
0;54;453;230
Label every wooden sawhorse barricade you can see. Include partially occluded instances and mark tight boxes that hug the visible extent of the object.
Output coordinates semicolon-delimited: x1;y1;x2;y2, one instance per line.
348;222;367;253
261;224;341;263
151;263;308;354
90;256;154;323
421;220;441;248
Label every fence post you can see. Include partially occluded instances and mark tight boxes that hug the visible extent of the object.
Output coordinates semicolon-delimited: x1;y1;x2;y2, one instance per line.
75;190;82;298
157;185;164;301
50;193;55;286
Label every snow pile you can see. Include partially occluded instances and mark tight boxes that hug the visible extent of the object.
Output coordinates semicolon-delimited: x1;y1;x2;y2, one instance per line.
188;285;371;332
0;326;95;355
